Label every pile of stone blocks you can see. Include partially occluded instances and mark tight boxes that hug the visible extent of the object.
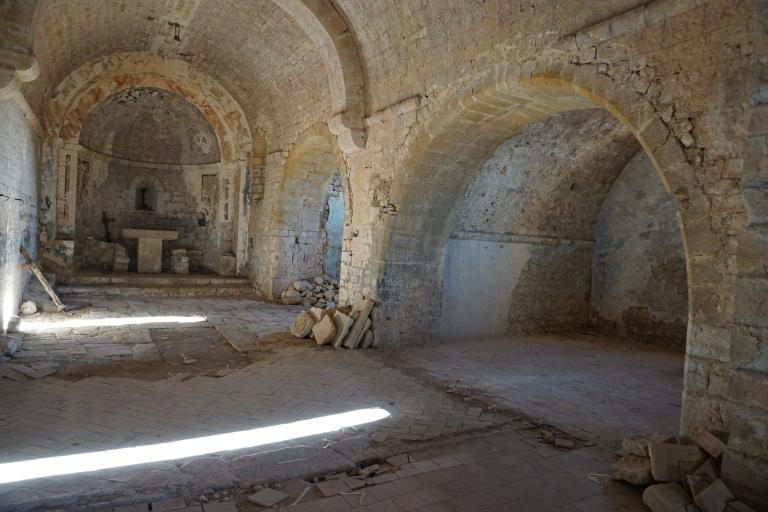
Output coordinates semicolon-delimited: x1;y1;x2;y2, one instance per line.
611;430;757;511
290;298;376;349
281;276;340;307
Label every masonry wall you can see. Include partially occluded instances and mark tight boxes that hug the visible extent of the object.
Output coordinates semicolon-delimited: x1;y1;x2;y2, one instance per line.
0;100;38;330
74;156;230;273
591;151;688;349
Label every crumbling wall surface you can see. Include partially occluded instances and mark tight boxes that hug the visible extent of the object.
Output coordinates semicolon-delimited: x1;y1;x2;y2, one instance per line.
74;158;223;273
79;88;221;165
591;151;688;349
438;109;637;339
0;99;38;330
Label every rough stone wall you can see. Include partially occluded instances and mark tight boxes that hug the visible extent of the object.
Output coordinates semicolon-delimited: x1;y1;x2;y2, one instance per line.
74;157;225;273
438;109;637;338
0;99;38;330
323;171;344;279
591;151;688;349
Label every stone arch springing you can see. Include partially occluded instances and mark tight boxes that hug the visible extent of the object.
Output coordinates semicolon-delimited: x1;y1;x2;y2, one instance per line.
268;123;350;297
273;0;367;153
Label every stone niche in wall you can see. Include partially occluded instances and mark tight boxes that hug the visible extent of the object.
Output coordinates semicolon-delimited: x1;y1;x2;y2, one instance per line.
72;87;236;275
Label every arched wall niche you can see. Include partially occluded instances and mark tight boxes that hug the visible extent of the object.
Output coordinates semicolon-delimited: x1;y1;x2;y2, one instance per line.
370;62;746;449
43;52;254;164
266;123;351;297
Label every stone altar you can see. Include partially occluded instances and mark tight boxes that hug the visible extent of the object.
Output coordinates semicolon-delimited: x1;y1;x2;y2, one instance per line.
123;229;178;273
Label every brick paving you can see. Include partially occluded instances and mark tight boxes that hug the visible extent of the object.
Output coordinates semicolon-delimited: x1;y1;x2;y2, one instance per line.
0;297;680;510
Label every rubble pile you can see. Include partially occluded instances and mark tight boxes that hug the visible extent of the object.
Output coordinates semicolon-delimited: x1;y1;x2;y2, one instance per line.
290;298;376;349
281;276;340;307
611;430;757;512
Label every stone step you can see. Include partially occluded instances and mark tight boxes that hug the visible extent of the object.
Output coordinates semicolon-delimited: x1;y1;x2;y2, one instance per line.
58;273;251;287
57;284;257;298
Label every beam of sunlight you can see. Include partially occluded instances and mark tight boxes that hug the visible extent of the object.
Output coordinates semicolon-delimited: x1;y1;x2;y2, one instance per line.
0;408;390;484
19;315;207;331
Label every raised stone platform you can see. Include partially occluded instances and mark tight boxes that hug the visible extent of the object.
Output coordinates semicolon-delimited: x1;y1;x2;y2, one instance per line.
56;273;257;298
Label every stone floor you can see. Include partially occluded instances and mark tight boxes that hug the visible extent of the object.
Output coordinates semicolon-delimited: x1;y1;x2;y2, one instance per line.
0;297;685;511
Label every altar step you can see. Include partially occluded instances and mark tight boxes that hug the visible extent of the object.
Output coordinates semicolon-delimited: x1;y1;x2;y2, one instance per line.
56;273;258;298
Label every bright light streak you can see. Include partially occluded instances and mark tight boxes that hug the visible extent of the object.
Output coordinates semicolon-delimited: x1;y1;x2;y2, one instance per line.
18;315;207;331
0;408;390;484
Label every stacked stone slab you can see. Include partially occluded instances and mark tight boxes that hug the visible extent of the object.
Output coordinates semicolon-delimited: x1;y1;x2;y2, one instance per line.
281;276;340;307
610;430;757;512
289;299;376;349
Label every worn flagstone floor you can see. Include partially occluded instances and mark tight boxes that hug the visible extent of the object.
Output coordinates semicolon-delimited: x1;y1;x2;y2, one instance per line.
0;297;683;511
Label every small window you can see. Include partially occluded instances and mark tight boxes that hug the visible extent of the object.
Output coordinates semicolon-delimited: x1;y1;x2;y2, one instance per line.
135;183;156;211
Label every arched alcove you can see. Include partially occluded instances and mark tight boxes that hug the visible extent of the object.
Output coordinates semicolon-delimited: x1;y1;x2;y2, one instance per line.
268;126;348;297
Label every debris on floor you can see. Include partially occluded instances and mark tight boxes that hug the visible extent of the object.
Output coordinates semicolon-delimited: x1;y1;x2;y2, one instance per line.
290;298;376;350
612;429;758;512
281;276;339;307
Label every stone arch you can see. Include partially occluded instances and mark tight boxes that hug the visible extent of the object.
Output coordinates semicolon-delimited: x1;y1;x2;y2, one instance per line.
375;63;715;349
268;123;350;297
43;52;254;164
273;0;366;153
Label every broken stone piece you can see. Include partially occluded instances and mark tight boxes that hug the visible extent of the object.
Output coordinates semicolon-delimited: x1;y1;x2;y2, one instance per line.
693;458;719;480
331;311;354;348
643;483;693;512
282;289;302;305
312;315;337;346
247;488;288;507
613;454;653;485
19;301;37;316
686;474;713;497
623;432;674;457
361;329;374;349
386;454;410;468
554;437;575;449
692;430;727;459
309;307;325;322
649;441;707;482
694;479;734;512
359;464;380;477
726;502;757;512
290;311;316;338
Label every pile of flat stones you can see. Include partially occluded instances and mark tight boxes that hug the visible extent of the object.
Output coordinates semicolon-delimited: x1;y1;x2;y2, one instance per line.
612;429;756;511
289;298;376;350
281;276;339;307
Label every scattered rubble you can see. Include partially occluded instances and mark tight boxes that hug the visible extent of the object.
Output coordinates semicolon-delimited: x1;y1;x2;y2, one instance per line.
290;298;376;350
281;276;340;307
613;429;758;512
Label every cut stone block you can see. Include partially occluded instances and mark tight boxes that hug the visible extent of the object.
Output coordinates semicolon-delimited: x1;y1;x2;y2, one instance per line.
361;329;374;349
687;475;713;497
344;299;374;348
694;479;734;512
643;483;693;512
693;458;719;480
247;488;288;507
613;454;653;485
151;497;188;512
290;311;316;338
312;314;337;346
727;501;758;512
649;441;707;482
309;307;325;322
331;311;354;348
692;430;727;459
623;432;674;457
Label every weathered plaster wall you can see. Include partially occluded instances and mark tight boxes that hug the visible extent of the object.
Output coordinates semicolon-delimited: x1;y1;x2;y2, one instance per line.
0;100;38;330
591;151;688;349
323;171;344;279
438;109;636;339
79;88;221;165
74;156;229;273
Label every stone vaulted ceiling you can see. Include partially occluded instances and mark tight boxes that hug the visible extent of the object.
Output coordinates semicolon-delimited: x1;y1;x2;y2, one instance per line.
25;0;332;136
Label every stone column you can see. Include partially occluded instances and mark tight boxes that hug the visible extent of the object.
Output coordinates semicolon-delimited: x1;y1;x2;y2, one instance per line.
55;142;81;238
